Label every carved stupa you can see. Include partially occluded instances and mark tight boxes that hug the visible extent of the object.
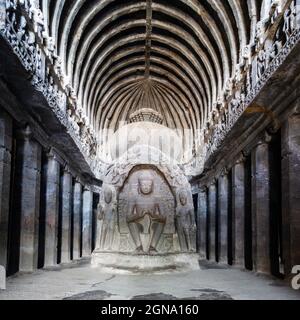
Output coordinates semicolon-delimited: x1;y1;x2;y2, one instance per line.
128;80;163;125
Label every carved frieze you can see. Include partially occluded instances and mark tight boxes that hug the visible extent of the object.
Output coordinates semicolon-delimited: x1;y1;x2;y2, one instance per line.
0;0;97;171
203;0;300;164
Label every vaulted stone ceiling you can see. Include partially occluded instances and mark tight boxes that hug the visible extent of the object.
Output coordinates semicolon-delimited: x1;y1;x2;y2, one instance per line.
45;0;262;136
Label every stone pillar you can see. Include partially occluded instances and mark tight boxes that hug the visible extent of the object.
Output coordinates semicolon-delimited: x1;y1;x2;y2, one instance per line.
44;150;60;267
17;126;42;272
0;110;12;269
232;154;246;268
208;181;217;261
282;109;300;275
73;179;82;260
82;187;93;257
218;170;229;264
197;186;207;259
60;166;72;264
252;133;271;274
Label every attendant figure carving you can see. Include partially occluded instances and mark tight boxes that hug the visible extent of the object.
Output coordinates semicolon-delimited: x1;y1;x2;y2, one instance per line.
98;187;117;251
176;190;197;252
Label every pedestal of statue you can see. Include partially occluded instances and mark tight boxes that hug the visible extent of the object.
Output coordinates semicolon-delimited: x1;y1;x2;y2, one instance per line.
91;251;200;274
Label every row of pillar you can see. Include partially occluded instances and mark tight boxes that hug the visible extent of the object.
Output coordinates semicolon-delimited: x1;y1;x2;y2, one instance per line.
0;109;95;273
196;111;300;276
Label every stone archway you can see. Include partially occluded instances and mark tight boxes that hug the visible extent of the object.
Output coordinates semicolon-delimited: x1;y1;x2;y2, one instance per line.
92;146;199;272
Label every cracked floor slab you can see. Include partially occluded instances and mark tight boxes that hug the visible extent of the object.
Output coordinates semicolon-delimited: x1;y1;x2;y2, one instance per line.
0;261;299;300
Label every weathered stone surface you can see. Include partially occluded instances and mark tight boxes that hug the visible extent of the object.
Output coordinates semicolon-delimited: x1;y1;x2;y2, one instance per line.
197;188;207;259
0;110;12;269
44;151;60;267
218;173;229;264
2;262;300;300
17;126;41;272
61;168;72;264
208;182;217;262
282;112;300;275
232;158;245;268
91;252;199;273
73;181;82;260
252;138;271;274
64;290;113;300
82;187;93;257
131;292;233;300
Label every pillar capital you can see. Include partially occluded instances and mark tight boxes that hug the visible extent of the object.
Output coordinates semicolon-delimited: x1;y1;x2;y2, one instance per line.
267;119;281;135
199;185;207;193
46;147;59;160
63;163;71;174
221;167;229;177
291;98;300;116
209;178;217;187
235;152;246;165
255;131;272;147
91;185;102;194
74;176;82;184
16;125;33;141
83;185;92;192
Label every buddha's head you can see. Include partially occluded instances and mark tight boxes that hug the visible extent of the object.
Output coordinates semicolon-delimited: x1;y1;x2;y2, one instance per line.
179;190;188;206
104;187;113;204
138;172;154;195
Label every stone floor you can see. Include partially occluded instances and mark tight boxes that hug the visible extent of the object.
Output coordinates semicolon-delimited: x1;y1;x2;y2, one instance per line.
0;260;299;300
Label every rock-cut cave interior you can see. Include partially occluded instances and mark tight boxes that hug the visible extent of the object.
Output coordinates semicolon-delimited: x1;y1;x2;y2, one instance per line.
0;0;300;301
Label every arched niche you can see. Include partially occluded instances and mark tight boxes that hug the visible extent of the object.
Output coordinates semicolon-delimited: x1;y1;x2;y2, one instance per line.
95;145;196;255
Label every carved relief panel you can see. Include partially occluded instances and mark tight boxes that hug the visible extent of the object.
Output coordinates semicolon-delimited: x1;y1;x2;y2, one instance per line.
95;159;197;256
118;166;176;254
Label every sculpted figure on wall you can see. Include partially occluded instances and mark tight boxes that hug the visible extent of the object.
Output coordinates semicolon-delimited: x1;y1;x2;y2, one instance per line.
95;154;196;256
176;190;197;252
97;186;117;251
127;171;166;254
283;2;295;38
